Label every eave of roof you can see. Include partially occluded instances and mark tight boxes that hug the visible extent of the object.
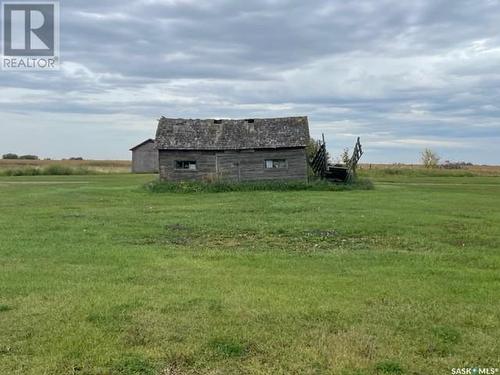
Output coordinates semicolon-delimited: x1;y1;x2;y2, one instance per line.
130;139;155;151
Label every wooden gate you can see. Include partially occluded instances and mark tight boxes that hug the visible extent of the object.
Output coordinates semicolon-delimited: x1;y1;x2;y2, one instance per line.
310;135;363;182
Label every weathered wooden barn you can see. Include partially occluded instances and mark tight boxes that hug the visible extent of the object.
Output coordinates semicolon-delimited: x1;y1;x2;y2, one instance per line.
155;117;310;182
130;139;159;173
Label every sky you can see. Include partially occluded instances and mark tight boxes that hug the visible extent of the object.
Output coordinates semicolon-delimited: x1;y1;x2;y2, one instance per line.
1;0;500;164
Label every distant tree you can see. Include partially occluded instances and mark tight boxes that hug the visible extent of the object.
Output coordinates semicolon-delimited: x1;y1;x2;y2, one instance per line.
69;157;84;160
442;160;474;169
19;155;39;160
306;137;331;163
306;138;321;161
341;148;350;165
421;148;440;168
2;153;18;159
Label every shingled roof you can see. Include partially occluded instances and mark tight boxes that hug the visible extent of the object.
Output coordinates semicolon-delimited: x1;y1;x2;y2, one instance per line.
155;116;310;150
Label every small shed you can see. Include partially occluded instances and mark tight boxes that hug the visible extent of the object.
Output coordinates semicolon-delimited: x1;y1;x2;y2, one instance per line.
155;116;310;182
130;139;159;173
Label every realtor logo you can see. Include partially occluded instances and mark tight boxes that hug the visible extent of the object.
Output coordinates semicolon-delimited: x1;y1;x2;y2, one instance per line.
2;1;59;70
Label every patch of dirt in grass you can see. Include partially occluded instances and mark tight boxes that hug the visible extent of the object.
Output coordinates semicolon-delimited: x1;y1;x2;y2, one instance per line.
161;353;197;375
303;229;338;238
160;363;187;375
125;224;434;253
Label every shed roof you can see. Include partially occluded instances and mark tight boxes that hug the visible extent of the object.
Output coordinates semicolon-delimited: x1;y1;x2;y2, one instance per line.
130;139;155;151
155;117;310;150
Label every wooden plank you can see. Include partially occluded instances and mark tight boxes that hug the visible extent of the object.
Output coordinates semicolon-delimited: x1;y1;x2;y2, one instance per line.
159;148;308;182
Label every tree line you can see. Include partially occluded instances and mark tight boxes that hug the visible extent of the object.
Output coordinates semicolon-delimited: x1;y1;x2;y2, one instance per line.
2;153;39;160
2;154;85;161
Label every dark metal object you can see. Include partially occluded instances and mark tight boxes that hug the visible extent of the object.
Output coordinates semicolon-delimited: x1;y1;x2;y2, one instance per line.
310;135;363;182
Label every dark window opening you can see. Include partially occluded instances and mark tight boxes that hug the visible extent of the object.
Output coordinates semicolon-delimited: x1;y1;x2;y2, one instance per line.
265;159;287;169
175;160;197;170
214;119;222;124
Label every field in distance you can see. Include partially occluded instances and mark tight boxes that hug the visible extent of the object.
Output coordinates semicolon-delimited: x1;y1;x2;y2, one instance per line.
0;159;131;174
2;159;500;177
358;163;500;177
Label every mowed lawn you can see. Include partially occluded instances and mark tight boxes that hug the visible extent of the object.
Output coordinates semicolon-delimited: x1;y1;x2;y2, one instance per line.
0;174;499;374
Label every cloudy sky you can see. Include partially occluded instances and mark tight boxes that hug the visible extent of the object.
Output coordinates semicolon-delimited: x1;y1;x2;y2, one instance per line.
1;0;500;163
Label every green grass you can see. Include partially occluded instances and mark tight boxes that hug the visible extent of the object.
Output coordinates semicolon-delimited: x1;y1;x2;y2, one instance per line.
0;174;499;374
0;165;97;176
0;159;131;175
145;178;374;193
358;165;500;179
359;167;475;178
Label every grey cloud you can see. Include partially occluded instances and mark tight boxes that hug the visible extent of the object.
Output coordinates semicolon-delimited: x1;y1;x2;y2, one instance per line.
1;0;500;163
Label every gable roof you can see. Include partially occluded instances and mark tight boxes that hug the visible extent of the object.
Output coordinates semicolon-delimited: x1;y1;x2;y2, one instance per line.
155;117;310;150
130;139;155;151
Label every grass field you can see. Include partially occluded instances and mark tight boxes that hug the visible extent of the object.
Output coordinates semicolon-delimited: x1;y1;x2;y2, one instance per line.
0;173;499;374
0;160;131;175
358;164;500;178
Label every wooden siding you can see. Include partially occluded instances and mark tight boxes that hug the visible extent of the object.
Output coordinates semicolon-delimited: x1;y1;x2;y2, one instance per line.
159;151;217;181
132;141;159;173
159;148;307;182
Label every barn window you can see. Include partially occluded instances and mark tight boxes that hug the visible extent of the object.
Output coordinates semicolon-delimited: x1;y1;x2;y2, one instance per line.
175;160;197;170
265;159;287;169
